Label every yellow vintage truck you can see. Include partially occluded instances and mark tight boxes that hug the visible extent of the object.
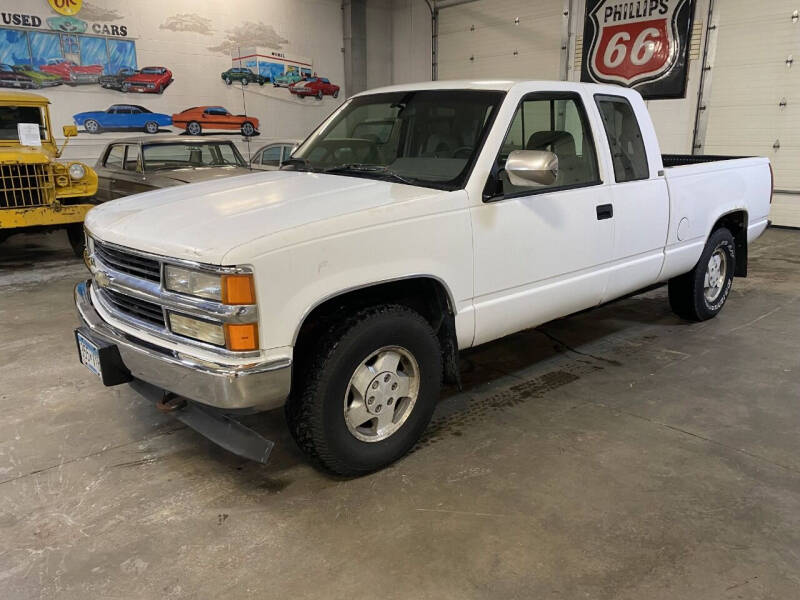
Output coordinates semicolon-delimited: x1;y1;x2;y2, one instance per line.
0;91;97;256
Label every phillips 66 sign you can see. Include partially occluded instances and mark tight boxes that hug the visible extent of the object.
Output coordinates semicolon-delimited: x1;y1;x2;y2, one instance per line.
581;0;696;99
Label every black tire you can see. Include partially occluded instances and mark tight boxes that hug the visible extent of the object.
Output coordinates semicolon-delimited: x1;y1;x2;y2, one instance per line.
242;78;249;86
84;119;100;134
286;305;442;476
144;121;158;134
66;224;85;258
316;90;323;100
186;121;202;136
333;89;339;98
669;227;736;321
240;122;255;137
225;77;232;85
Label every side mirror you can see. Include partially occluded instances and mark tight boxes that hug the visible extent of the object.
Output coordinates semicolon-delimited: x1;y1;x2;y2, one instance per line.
62;125;77;137
505;150;558;187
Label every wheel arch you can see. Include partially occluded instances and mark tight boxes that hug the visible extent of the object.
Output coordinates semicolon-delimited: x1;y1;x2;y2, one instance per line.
711;209;748;277
292;275;461;386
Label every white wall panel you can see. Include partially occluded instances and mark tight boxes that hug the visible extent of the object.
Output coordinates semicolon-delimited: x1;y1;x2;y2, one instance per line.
437;0;565;80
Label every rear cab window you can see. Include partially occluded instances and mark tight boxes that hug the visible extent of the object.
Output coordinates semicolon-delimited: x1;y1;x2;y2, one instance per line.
594;95;649;182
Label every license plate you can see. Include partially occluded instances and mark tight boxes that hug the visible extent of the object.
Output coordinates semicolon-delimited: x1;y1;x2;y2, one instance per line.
77;332;102;378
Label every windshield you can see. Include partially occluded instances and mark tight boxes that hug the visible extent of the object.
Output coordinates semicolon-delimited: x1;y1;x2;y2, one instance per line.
0;106;48;142
142;142;246;171
290;90;504;190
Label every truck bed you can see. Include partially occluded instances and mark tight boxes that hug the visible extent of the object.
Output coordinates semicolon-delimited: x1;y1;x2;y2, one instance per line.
662;154;748;168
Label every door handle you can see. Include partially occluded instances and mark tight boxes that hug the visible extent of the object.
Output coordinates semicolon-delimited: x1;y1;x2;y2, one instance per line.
596;204;613;220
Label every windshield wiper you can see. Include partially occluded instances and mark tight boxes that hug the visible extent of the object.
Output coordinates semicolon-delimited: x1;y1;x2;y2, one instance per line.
281;157;317;172
323;164;416;186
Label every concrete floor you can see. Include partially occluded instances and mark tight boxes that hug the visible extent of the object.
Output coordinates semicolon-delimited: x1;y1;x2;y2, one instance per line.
2;228;800;599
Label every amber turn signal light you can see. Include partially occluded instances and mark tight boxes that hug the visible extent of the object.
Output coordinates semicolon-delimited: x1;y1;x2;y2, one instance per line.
221;274;256;305
225;323;259;351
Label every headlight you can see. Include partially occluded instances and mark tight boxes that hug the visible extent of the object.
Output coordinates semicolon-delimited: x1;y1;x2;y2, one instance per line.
164;265;256;305
168;312;225;346
68;163;86;180
164;265;222;301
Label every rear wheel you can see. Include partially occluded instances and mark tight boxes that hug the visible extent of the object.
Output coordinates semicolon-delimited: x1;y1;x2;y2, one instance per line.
286;305;442;476
242;78;249;86
66;224;85;258
669;227;736;321
186;121;202;136
84;119;100;134
240;121;255;137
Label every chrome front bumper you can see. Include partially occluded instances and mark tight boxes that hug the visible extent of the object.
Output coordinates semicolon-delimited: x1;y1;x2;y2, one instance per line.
75;280;291;412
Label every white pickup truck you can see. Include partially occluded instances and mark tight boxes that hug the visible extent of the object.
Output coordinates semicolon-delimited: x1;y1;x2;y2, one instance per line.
75;80;772;475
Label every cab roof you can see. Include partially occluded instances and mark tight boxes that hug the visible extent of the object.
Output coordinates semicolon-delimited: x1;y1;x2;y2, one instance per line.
0;90;50;104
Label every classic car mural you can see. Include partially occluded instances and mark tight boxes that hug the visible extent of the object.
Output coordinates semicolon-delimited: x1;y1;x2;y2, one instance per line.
39;58;103;84
99;68;139;91
73;104;173;134
0;64;36;89
122;67;173;94
272;70;305;87
11;65;63;88
171;106;259;136
220;67;268;86
289;77;340;99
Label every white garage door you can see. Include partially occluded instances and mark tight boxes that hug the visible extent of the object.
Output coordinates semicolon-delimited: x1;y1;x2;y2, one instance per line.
437;0;566;80
703;0;800;225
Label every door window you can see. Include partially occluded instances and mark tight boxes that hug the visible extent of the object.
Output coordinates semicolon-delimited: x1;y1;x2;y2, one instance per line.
104;144;125;169
493;94;600;196
282;145;294;161
261;145;282;166
594;95;649;182
124;145;140;172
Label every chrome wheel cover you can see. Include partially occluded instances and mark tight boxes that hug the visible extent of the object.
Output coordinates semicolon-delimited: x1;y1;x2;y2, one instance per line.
343;346;420;443
704;247;728;303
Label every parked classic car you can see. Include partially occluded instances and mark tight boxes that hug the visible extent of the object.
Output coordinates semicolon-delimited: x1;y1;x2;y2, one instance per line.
73;104;172;134
171;106;259;136
272;71;305;87
250;139;300;170
0;64;35;89
289;77;340;99
11;65;62;88
39;59;102;84
77;80;773;475
221;67;267;86
92;136;252;201
122;67;173;94
99;67;138;90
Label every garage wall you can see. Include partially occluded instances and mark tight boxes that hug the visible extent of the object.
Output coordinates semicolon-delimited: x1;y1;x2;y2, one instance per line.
2;0;345;163
390;0;433;85
436;0;566;80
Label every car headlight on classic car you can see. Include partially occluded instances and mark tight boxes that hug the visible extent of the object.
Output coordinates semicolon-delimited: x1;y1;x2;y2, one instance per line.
68;163;86;180
164;265;256;305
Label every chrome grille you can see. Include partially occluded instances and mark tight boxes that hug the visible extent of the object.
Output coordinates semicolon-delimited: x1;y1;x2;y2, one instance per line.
0;163;53;209
100;288;165;328
94;240;161;282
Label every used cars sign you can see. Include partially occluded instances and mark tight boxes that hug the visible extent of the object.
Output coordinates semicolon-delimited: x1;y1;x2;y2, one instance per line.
581;0;696;99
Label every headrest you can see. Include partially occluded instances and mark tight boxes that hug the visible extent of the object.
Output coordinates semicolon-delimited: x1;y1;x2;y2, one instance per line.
526;130;576;156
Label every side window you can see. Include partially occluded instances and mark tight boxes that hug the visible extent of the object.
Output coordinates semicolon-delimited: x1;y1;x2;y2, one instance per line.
261;145;282;166
496;94;600;195
124;145;140;172
595;95;649;182
104;145;125;169
282;145;294;162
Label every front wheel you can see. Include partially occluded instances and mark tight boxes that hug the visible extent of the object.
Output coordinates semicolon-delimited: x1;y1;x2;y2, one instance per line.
333;89;339;98
225;77;232;85
84;119;100;134
286;305;442;476
144;121;159;134
240;122;255;137
669;227;736;321
66;224;85;258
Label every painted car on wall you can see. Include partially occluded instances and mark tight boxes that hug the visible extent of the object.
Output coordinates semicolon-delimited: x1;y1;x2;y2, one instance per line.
74;105;172;134
289;77;340;99
0;64;35;89
99;68;139;90
122;67;173;94
221;67;267;86
171;106;259;137
273;71;305;87
11;65;62;88
39;59;103;84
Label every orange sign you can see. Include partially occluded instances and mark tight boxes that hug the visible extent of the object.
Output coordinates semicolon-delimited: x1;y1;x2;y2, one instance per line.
48;0;82;17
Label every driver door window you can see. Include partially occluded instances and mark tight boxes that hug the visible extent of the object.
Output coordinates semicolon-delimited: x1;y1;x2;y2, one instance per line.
495;95;600;196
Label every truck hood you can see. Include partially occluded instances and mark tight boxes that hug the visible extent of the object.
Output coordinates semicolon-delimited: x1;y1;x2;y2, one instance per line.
85;170;440;264
0;144;55;163
156;166;253;184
